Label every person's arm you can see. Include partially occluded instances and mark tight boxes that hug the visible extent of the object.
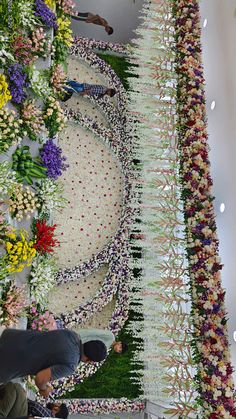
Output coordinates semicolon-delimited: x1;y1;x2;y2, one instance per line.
35;368;52;397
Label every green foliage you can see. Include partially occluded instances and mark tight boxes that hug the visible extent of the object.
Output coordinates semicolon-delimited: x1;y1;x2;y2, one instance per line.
64;311;143;399
97;53;137;90
0;0;9;30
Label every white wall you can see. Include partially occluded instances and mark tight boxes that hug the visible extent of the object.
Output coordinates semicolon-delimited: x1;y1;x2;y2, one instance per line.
200;0;236;382
71;0;144;43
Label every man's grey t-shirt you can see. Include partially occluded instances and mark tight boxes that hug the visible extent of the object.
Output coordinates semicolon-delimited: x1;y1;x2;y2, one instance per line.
0;328;81;383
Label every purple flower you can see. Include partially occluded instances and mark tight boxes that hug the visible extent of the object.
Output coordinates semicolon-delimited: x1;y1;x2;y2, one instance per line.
39;139;68;179
8;63;29;104
34;0;58;29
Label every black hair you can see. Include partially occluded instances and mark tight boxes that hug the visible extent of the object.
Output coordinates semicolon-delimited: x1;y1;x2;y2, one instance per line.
0;386;6;399
121;341;128;354
46;403;69;419
109;88;116;97
83;340;107;362
61;91;73;102
107;26;114;35
56;404;69;419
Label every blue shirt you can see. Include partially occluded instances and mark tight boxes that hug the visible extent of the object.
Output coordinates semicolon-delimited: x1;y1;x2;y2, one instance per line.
0;329;81;382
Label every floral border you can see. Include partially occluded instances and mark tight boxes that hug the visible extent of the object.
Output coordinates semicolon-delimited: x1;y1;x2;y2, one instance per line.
173;0;236;416
74;36;127;55
60;398;145;415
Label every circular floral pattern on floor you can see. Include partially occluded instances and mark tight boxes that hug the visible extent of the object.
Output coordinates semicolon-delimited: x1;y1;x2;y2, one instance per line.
54;122;124;269
62;58;110;126
72;298;116;330
48;265;109;315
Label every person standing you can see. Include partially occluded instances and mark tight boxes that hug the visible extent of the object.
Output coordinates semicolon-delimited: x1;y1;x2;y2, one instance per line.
70;12;113;35
0;328;107;397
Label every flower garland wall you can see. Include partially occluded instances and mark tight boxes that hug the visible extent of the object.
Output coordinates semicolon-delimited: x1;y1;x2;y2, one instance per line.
126;0;196;416
173;0;236;417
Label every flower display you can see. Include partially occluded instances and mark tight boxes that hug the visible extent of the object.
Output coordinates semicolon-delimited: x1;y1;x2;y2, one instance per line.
0;32;14;66
39;138;68;179
173;0;236;416
43;96;66;137
11;0;38;31
34;0;58;29
9;184;39;222
28;305;57;331
33;219;59;253
28;65;52;98
21;99;45;141
0;162;17;196
0;108;24;153
44;0;56;9
0;208;14;242
28;254;57;306
7;63;28;104
4;230;36;273
12;146;47;185
0;74;11;109
73;37;127;55
11;32;33;65
31;27;51;58
56;0;75;15
36;178;67;216
50;64;67;96
0;283;27;327
55;17;73;48
64;399;145;415
52;36;68;64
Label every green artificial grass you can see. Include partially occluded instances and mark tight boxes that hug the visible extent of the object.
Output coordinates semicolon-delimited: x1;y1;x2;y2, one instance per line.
97;53;137;91
64;310;143;399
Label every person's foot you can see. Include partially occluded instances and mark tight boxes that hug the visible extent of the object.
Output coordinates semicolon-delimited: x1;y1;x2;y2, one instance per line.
61;91;73;102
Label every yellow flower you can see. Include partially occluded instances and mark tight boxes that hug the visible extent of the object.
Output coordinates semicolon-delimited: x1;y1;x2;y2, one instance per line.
56;17;73;47
44;0;55;8
4;230;37;273
7;233;16;240
6;242;13;251
0;75;12;109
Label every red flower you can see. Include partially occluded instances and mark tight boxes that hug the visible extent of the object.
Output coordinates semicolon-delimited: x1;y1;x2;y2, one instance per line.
34;219;59;253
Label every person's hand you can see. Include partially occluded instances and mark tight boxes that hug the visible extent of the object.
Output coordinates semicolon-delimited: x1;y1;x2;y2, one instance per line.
38;384;53;397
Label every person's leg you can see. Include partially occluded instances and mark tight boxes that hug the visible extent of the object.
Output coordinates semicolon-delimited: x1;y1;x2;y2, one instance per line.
66;81;85;94
77;12;89;17
0;383;18;417
8;384;27;417
71;12;89;21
